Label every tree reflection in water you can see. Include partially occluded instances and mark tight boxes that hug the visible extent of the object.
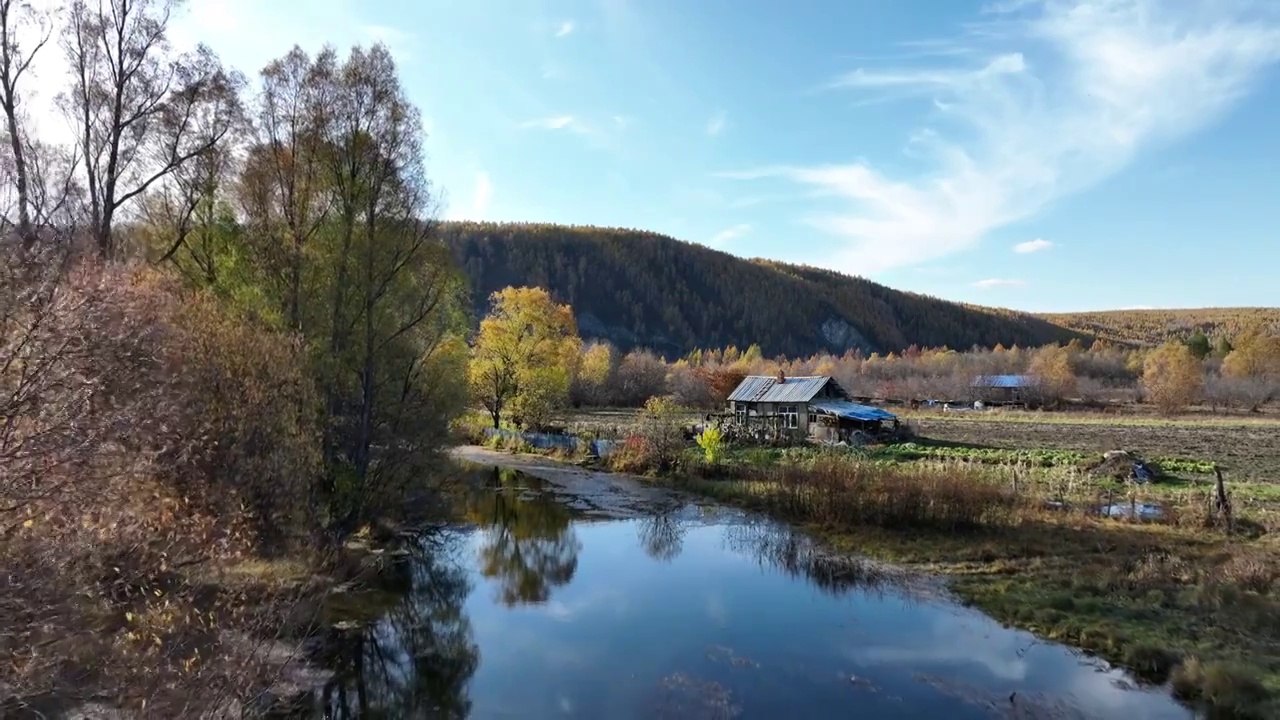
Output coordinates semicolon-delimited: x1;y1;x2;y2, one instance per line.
637;507;687;562
722;521;896;597
321;531;480;719
465;467;581;606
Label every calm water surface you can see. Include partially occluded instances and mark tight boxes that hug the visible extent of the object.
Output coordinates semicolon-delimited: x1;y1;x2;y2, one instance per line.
316;460;1194;719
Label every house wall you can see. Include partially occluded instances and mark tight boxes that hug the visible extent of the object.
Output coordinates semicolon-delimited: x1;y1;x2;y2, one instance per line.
972;386;1022;404
729;401;808;435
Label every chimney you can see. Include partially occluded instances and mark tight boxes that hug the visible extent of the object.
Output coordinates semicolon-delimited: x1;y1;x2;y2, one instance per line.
776;369;786;384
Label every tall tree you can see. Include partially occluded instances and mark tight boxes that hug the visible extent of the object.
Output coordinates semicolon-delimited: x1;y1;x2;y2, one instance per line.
0;0;51;246
1143;342;1203;413
60;0;241;258
469;286;580;429
237;46;334;329
1028;343;1076;407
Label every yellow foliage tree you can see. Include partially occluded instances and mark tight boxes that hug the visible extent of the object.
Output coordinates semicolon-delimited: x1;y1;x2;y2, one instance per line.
573;341;616;406
1028;344;1076;406
1143;342;1203;413
469;287;581;429
1222;323;1280;380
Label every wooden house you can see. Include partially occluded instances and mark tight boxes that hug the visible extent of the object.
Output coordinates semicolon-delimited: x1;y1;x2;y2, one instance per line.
970;374;1037;405
725;373;898;443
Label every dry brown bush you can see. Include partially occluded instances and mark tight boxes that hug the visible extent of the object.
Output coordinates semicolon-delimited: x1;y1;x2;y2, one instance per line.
1;251;324;715
750;455;1022;530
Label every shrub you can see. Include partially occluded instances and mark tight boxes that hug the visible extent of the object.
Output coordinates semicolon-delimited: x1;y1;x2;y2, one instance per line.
1121;643;1180;683
744;455;1022;530
696;426;725;465
1217;551;1277;593
609;434;659;474
635;396;687;471
1171;657;1270;716
1;262;321;714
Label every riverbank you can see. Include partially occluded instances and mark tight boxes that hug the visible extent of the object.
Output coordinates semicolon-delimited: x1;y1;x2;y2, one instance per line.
456;445;1280;719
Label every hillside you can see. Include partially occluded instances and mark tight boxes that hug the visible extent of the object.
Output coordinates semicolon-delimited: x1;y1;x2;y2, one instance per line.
440;222;1087;357
1041;308;1280;347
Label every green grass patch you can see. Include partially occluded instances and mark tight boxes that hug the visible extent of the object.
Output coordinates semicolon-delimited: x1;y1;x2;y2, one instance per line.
875;442;1217;474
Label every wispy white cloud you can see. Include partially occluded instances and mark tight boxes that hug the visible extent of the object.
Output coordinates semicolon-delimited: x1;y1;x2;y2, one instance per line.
721;0;1280;275
518;112;635;155
706;110;726;136
521;115;578;130
555;20;575;38
972;278;1026;288
473;171;493;217
1013;238;1053;253
449;171;492;220
827;52;1026;91
708;223;751;247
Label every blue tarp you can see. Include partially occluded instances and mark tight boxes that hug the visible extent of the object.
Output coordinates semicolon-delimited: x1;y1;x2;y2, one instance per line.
808;400;897;422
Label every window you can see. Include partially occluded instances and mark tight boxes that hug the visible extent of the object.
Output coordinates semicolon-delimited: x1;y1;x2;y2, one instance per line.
780;405;798;429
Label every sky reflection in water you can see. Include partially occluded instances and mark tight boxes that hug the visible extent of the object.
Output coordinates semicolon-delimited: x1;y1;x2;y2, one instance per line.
322;466;1192;720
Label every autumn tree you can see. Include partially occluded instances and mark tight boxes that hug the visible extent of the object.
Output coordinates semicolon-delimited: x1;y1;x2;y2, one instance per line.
1222;324;1280;380
1220;324;1280;409
147;44;471;532
1028;343;1076;407
236;46;335;329
470;286;580;430
1143;342;1203;413
697;365;747;405
615;349;669;406
571;341;616;406
60;0;244;258
636;395;686;471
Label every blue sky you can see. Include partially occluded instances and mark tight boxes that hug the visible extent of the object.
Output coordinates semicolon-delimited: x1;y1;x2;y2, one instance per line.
31;0;1280;312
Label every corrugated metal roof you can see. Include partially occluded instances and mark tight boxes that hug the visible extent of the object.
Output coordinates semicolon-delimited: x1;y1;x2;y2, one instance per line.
727;376;833;403
971;374;1037;388
809;399;898;422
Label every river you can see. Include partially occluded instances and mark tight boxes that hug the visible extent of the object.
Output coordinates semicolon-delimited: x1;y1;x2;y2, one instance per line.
310;448;1194;719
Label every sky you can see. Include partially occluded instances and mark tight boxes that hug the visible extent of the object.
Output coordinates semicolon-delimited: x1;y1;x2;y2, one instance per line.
21;0;1280;312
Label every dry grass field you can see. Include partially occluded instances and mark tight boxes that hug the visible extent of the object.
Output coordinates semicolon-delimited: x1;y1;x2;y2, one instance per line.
903;411;1280;484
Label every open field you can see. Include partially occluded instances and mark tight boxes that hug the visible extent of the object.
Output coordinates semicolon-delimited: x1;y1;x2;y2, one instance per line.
550;406;1280;484
906;413;1280;484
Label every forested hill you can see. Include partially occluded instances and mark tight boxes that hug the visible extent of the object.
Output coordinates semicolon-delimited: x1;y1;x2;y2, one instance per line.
1040;308;1280;348
440;222;1087;357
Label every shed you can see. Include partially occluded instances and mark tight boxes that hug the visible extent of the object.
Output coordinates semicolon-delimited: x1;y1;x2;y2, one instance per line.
970;374;1038;405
